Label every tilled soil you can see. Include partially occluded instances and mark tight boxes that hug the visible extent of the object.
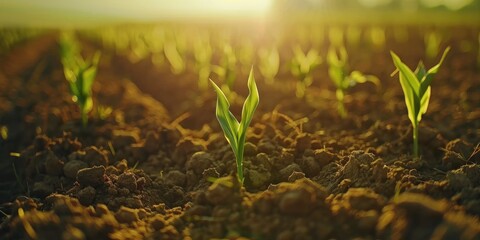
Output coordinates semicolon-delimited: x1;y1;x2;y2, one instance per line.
0;24;479;240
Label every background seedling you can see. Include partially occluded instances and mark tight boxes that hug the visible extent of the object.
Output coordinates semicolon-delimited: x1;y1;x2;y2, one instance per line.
210;68;259;185
212;44;238;101
390;47;450;158
59;33;101;128
424;30;443;60
327;46;380;118
258;46;280;85
290;45;322;98
164;38;185;74
193;33;213;90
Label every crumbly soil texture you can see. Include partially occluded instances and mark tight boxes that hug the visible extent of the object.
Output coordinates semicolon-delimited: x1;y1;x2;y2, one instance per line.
0;24;479;240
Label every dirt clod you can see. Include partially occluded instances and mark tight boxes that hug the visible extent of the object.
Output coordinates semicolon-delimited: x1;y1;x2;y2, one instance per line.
77;166;106;187
77;186;96;205
116;171;138;192
63;160;89;179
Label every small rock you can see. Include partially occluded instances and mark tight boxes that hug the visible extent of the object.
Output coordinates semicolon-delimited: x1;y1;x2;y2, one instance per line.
165;170;186;186
150;215;167;230
300;156;320;177
279;164;302;181
77;186;96;205
77;166;106;187
115;206;139;224
244;142;258;156
63;160;89;179
84;146;108;167
255;153;271;169
117;172;137;192
272;150;295;170
314;149;336;167
186;151;212;175
246;168;271;188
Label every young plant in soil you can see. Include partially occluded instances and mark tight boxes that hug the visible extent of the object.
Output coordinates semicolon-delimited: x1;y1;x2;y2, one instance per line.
390;46;450;158
164;38;185;74
193;33;213;90
212;44;238;102
327;46;380;118
59;33;101;128
210;68;259;185
290;45;321;98
258;45;280;85
424;30;442;60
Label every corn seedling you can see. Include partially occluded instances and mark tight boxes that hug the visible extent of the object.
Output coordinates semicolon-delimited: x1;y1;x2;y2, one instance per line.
210;68;259;185
164;39;185;74
193;34;213;90
424;31;442;60
390;47;450;158
212;44;237;99
327;46;380;118
59;33;101;128
328;26;344;47
238;40;254;72
290;45;322;98
258;46;280;85
368;26;386;49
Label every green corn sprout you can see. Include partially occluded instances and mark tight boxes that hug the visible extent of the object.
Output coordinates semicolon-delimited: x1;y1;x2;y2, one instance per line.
193;33;213;90
368;26;386;49
210;68;259;185
258;46;280;85
390;47;450;158
164;39;185;74
424;31;442;60
327;46;379;118
213;44;237;91
59;33;101;128
290;45;322;98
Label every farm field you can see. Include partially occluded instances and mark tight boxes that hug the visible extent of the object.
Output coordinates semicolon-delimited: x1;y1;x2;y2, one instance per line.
0;2;479;239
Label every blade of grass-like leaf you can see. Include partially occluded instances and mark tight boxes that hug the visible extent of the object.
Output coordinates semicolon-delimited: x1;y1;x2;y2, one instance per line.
210;79;239;152
426;46;450;75
238;68;259;139
419;47;450;98
82;66;96;95
418;86;431;122
399;74;417;126
391;51;420;96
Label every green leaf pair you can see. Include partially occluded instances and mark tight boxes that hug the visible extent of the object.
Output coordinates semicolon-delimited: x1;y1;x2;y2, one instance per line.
60;33;101;128
210;68;259;185
390;47;450;157
327;46;379;118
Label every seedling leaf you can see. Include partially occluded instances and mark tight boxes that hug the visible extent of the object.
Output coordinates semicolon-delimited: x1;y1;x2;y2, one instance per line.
210;68;259;185
390;47;449;157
